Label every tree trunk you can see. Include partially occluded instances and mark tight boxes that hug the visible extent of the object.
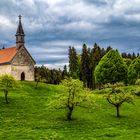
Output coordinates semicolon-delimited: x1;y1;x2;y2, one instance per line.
5;90;8;104
35;80;39;88
67;108;73;121
116;105;120;117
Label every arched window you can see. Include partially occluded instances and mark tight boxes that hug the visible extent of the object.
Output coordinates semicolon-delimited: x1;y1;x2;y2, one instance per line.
21;72;25;81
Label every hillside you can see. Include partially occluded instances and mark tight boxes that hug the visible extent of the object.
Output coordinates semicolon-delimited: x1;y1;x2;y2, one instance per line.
0;81;140;140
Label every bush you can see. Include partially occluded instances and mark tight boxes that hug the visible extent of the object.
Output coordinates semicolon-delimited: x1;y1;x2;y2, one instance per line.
123;58;132;67
104;82;125;88
135;79;140;85
94;50;127;85
128;56;140;84
135;90;140;96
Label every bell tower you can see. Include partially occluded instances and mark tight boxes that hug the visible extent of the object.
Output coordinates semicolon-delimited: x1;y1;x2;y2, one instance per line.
15;15;25;49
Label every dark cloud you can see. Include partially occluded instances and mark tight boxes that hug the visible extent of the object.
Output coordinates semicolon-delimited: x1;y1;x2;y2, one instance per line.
0;0;140;69
82;0;108;6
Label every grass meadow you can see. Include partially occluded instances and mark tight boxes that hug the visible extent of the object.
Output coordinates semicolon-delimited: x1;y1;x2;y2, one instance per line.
0;81;140;140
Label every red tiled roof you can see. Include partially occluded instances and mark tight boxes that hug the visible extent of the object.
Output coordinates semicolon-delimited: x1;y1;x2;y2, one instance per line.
0;46;17;64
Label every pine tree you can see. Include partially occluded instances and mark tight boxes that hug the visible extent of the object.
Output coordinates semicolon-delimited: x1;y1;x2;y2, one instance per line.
90;43;102;89
122;52;127;58
127;53;132;59
68;46;78;78
101;48;106;57
132;52;136;60
81;44;90;88
62;65;68;79
106;46;112;53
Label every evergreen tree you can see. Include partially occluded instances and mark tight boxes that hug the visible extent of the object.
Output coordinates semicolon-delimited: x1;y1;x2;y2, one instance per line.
90;43;102;89
127;53;132;59
81;44;90;87
68;46;78;78
77;54;82;80
123;58;132;67
122;52;127;58
106;46;112;53
101;48;106;57
132;52;136;60
94;50;127;85
62;65;68;79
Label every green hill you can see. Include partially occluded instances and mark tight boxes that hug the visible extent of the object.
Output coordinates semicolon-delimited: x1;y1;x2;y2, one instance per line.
0;81;140;140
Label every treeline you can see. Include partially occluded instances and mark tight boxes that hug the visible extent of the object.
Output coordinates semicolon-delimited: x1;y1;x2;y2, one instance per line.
69;43;139;89
121;52;139;60
35;65;68;85
69;43;106;89
35;43;139;86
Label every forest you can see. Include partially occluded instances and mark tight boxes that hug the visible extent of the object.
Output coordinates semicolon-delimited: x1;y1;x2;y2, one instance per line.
35;43;140;88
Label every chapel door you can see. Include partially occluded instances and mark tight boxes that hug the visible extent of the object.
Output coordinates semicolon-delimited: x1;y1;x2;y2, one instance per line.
21;72;25;81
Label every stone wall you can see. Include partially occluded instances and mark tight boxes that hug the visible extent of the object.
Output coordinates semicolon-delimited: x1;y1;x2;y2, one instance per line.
11;65;34;81
0;64;11;75
11;47;35;81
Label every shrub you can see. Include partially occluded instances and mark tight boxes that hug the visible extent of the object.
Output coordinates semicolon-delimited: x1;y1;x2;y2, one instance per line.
123;58;132;67
128;56;140;84
135;79;140;85
104;82;125;88
94;50;127;85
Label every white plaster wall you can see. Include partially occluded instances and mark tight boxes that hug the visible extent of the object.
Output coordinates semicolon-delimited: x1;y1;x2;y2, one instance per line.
0;65;11;75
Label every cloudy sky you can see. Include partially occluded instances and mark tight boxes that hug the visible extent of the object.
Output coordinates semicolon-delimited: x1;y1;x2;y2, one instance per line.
0;0;140;69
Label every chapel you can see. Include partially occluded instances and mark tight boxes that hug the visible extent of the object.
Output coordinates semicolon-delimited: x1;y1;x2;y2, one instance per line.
0;15;36;81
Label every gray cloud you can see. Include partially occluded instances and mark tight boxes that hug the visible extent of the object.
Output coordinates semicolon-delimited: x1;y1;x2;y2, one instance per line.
0;0;140;69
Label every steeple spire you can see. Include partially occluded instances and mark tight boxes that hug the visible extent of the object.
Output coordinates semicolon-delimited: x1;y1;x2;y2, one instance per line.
15;15;25;49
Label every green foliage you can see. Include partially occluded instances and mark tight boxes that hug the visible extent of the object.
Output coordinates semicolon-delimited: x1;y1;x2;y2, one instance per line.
122;52;137;60
0;74;18;103
49;78;95;120
0;74;17;90
135;79;140;85
62;65;68;79
1;81;140;139
128;56;140;84
35;66;63;85
135;90;140;96
106;87;134;117
94;49;128;84
68;43;106;89
123;58;132;67
68;46;78;78
90;43;102;89
106;46;112;53
76;54;82;79
81;44;90;87
104;82;125;88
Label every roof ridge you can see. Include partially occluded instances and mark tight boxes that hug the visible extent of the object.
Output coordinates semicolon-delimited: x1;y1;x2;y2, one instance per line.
0;46;16;50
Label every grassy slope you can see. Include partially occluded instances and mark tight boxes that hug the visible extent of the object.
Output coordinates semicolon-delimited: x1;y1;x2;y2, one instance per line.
0;81;140;140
